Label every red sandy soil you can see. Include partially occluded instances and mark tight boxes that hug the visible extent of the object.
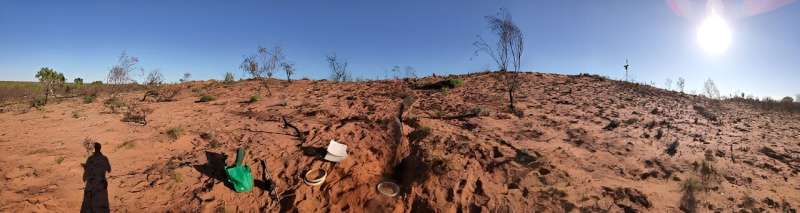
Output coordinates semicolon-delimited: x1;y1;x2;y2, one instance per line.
1;72;798;212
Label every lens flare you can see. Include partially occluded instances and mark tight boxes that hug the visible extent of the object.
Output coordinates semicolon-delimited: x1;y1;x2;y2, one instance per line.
697;10;732;54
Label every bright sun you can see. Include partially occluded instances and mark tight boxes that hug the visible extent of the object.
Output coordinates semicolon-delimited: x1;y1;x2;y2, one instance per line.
697;10;732;54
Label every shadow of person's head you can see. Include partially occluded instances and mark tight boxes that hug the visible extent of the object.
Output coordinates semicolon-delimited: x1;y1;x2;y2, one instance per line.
94;142;102;154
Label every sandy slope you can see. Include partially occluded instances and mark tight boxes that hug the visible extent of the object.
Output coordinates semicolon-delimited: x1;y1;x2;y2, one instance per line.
0;72;798;212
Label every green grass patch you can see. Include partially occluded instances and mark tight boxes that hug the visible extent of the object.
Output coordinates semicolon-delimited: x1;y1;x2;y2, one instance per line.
248;95;260;103
83;94;97;103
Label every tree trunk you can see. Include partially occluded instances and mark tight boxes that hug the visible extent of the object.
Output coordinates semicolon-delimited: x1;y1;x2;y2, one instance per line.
263;78;272;96
508;88;515;112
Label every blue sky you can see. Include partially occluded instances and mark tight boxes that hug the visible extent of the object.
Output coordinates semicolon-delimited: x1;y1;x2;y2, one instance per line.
1;0;798;98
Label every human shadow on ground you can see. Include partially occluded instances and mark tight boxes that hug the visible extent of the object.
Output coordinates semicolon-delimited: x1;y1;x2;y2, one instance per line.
193;151;229;183
81;143;111;213
299;146;326;158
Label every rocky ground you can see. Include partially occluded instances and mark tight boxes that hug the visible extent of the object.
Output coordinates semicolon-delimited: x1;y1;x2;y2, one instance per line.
1;72;798;212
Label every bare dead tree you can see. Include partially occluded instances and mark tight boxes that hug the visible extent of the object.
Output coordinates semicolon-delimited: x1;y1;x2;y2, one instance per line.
404;66;417;79
107;51;140;95
391;65;401;79
144;69;164;86
475;9;524;113
506;22;524;113
141;69;165;101
472;9;519;71
240;54;260;80
677;77;686;93
704;78;720;99
327;53;350;82
665;78;673;91
281;62;295;83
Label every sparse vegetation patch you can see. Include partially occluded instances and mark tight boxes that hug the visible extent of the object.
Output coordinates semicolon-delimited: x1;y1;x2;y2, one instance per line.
419;79;464;90
665;141;679;156
83;94;97;103
408;126;432;142
197;95;216;103
166;127;184;140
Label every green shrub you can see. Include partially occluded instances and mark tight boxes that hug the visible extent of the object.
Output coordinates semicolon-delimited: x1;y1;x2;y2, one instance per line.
35;67;65;99
31;96;47;108
408;126;432;142
90;81;103;86
197;95;216;102
83;94;97;103
419;79;464;90
403;116;420;128
248;95;260;103
444;79;463;88
166;127;184;140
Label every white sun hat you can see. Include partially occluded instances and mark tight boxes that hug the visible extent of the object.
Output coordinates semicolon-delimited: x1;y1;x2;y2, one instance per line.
324;140;348;162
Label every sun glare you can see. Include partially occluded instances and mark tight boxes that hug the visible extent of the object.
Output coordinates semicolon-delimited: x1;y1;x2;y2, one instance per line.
697;10;732;55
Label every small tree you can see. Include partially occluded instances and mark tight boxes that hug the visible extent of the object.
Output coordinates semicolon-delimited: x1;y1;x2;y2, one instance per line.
107;51;140;95
240;46;284;95
391;65;402;79
676;77;686;93
474;8;524;113
781;96;794;103
240;55;259;80
35;67;66;104
142;69;165;101
281;62;295;82
665;78;673;91
404;66;417;79
264;46;284;94
223;72;235;84
704;78;720;99
145;69;164;86
74;78;84;87
473;8;521;72
180;72;191;83
327;53;350;82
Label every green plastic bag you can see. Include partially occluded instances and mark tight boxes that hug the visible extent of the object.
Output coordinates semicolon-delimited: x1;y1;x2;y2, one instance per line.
225;148;253;192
